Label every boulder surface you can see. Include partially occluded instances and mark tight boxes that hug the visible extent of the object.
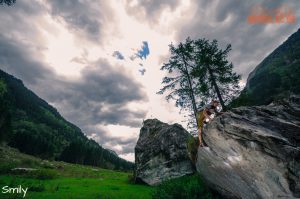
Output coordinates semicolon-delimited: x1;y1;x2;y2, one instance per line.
135;119;195;185
197;96;300;198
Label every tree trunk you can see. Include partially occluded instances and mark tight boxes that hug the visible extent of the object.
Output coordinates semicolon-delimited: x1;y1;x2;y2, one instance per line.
180;51;199;128
207;65;227;111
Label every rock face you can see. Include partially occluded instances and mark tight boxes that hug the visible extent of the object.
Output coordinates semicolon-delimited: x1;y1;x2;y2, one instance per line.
197;96;300;198
135;119;195;185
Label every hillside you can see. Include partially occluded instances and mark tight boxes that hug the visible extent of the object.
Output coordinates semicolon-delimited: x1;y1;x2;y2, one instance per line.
231;28;300;107
0;145;152;199
0;69;133;170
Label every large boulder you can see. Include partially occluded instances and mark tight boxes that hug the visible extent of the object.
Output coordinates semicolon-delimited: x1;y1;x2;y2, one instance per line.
197;96;300;198
134;119;195;185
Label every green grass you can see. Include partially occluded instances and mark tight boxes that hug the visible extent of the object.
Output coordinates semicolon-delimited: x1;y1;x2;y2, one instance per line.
0;145;214;199
0;145;153;199
0;175;153;199
152;174;213;199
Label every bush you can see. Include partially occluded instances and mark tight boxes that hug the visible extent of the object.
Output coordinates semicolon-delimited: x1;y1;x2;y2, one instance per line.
0;162;18;174
152;174;213;199
187;136;199;164
29;183;45;192
127;173;135;184
33;169;57;180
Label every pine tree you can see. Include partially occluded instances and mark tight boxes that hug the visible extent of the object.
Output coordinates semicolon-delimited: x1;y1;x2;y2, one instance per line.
192;39;241;111
158;38;241;132
157;38;199;128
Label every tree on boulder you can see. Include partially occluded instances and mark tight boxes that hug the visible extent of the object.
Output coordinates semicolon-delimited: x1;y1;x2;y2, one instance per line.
192;38;240;111
157;38;199;128
158;38;240;131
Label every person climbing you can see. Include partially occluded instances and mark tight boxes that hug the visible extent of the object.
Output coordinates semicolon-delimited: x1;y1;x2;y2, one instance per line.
197;100;222;147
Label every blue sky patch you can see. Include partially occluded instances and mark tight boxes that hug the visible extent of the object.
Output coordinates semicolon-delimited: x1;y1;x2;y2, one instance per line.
136;41;150;60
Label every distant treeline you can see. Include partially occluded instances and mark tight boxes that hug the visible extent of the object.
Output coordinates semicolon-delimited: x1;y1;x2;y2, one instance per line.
0;69;133;171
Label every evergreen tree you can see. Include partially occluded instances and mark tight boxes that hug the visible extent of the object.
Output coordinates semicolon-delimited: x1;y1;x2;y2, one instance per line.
158;38;241;132
157;38;199;128
192;39;241;111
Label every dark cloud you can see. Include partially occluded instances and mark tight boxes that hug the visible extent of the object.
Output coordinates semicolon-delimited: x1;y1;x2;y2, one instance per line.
0;0;50;84
0;36;147;156
124;0;181;24
139;68;146;76
85;125;138;155
0;35;54;84
112;51;125;60
48;0;114;43
34;59;148;129
176;0;300;81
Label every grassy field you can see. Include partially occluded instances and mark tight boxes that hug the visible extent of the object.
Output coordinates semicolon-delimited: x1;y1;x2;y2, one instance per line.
0;146;153;199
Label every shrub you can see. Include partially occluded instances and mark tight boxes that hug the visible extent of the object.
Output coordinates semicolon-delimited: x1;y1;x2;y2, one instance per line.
0;162;18;174
29;183;45;192
152;174;213;199
127;173;135;184
33;169;57;180
187;136;199;164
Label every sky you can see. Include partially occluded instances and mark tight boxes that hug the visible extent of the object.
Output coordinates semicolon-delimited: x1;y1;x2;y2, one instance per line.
0;0;299;162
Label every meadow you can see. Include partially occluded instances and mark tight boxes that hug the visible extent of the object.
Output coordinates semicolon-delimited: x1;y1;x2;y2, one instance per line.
0;146;213;199
0;146;153;199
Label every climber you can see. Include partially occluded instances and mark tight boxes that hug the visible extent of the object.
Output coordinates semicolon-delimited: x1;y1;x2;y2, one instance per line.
197;100;222;147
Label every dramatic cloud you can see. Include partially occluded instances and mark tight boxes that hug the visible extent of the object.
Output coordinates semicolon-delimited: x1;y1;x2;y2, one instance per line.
0;1;148;160
0;35;53;84
42;60;148;128
48;0;115;43
176;0;300;81
124;0;181;24
88;125;139;155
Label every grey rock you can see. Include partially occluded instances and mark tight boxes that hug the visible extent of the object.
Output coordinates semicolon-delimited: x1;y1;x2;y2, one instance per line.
197;95;300;198
134;119;195;185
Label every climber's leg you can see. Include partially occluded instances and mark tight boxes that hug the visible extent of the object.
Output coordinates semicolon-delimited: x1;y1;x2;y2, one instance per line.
198;128;203;147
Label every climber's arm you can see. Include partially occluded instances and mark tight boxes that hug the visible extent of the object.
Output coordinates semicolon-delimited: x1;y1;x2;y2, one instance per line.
216;112;224;116
203;108;210;119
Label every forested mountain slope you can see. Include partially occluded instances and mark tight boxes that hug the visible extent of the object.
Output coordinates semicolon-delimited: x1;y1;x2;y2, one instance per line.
231;28;300;107
0;69;133;170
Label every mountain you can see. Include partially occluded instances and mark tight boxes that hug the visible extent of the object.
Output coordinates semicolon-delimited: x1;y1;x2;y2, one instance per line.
0;69;133;170
231;28;300;107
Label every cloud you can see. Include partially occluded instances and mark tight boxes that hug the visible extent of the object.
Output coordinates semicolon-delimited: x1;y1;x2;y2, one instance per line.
86;125;138;156
32;60;148;129
112;51;125;60
0;35;54;84
175;0;300;81
0;0;51;84
0;36;147;157
124;0;181;24
138;68;146;76
48;0;115;43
